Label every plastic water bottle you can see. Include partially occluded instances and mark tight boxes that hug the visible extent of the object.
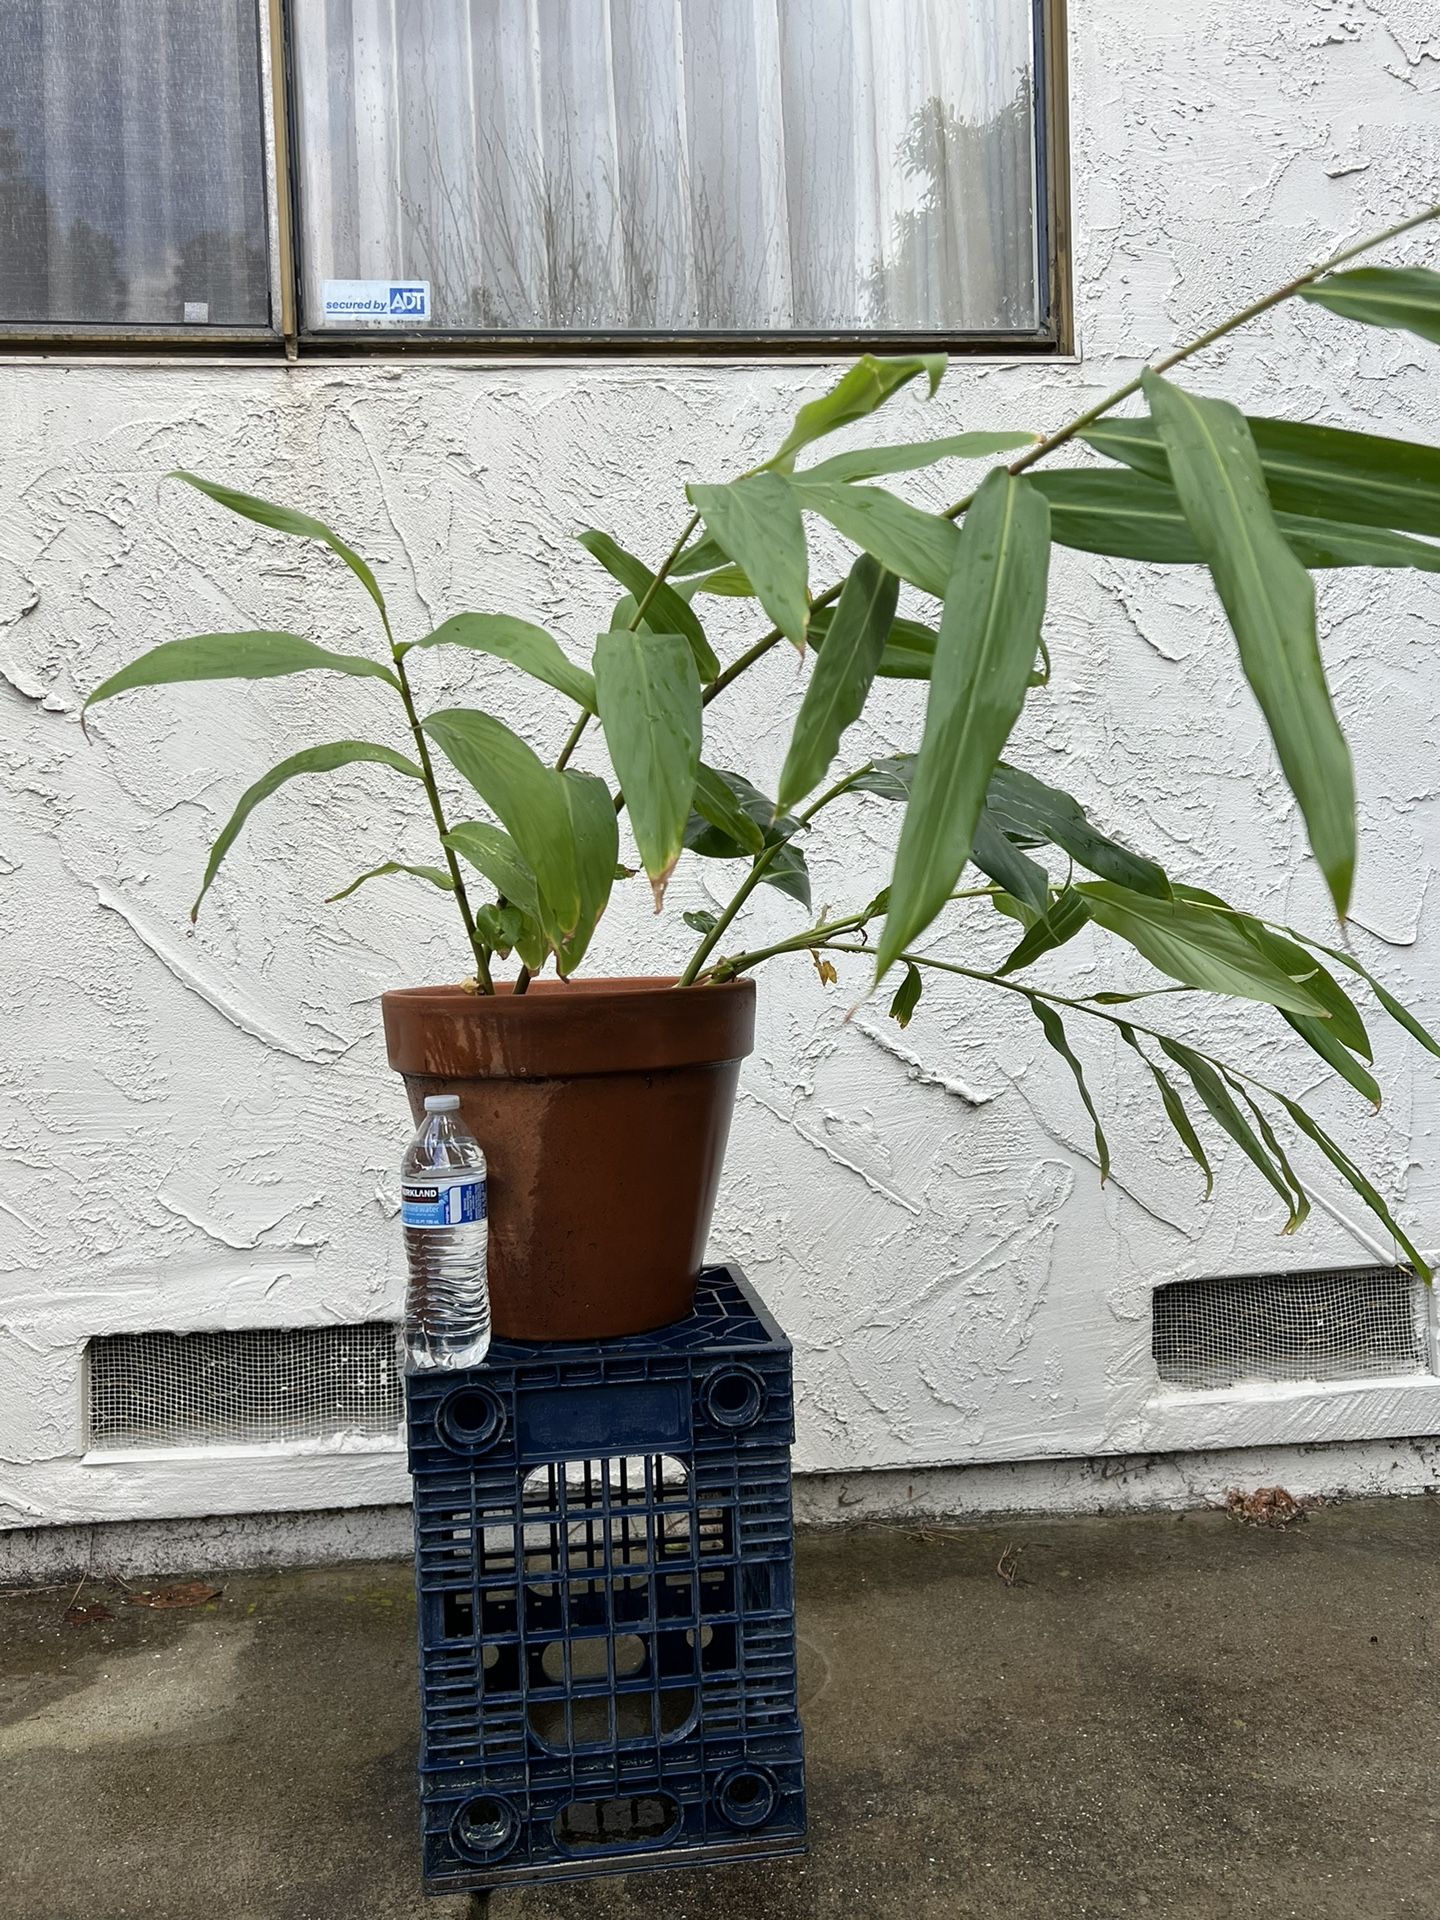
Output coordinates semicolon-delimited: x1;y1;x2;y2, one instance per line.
401;1094;490;1370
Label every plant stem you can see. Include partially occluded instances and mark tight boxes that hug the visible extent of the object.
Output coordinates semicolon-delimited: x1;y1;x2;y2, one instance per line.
391;641;493;993
702;888;1000;984
675;764;876;987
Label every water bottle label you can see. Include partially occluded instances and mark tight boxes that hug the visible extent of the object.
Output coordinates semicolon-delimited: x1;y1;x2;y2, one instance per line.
402;1177;487;1228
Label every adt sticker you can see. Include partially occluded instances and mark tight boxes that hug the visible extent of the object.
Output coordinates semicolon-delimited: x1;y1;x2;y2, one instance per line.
321;279;431;325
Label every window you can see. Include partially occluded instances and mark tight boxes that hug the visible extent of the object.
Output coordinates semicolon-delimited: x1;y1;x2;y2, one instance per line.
0;0;1066;352
0;0;272;333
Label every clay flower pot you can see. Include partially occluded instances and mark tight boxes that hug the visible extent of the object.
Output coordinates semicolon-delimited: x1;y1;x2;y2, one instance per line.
381;976;755;1341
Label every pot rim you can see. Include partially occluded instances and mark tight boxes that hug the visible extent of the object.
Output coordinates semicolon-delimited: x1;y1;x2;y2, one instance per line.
382;973;751;1009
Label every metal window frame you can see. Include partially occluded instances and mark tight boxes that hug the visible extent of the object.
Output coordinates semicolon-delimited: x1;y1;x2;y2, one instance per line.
0;0;287;354
2;0;1072;362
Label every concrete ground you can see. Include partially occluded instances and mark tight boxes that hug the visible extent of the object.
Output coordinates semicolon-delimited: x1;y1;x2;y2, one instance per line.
2;1499;1437;1920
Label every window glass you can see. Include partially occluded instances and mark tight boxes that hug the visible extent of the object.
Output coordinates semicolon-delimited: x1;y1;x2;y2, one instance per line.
293;0;1041;336
0;0;270;329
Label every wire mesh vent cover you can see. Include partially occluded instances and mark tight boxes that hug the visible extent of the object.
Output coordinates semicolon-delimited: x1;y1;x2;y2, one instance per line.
1152;1265;1428;1392
87;1323;403;1450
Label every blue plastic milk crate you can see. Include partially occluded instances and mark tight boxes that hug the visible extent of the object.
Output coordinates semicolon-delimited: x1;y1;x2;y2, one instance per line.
404;1263;807;1892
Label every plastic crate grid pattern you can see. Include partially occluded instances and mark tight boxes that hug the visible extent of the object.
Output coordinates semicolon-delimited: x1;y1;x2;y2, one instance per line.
406;1265;806;1890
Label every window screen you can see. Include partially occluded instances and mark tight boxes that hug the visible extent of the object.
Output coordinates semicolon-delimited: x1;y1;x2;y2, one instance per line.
291;0;1043;338
0;0;270;329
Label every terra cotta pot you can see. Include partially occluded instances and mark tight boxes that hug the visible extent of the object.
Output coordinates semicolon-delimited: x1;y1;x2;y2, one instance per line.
381;976;755;1340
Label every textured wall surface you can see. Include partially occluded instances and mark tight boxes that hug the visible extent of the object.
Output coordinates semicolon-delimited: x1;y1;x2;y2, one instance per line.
3;1;1440;1528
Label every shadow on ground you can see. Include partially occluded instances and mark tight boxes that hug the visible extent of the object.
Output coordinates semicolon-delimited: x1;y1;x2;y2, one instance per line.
2;1499;1437;1919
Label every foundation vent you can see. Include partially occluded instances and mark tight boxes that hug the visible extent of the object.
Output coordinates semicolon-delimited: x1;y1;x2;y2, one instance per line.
1152;1265;1429;1392
87;1324;403;1451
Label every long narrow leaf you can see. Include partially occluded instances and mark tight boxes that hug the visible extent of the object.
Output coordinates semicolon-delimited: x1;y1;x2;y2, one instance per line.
1275;1092;1430;1277
683;769;811;909
86;632;398;711
1159;1038;1302;1228
769;354;946;469
790;478;960;598
578;529;719;680
971;816;1051;915
406;614;595;711
777;556;898;809
1037;466;1440;573
1031;1002;1111;1180
1306;937;1440;1062
687;476;810;650
424;709;581;946
555;769;619;975
1234;1080;1311;1231
801;429;1034;484
810;603;939;680
191;741;422;919
1143;373;1355;917
593;629;702;909
442;821;540;917
987;765;1171;898
1117;1025;1214;1197
1299;266;1440;349
327;861;453;903
1000;888;1092;973
694;764;765;854
170;472;387;620
1083;414;1440;539
878;470;1051;975
1077;881;1330;1015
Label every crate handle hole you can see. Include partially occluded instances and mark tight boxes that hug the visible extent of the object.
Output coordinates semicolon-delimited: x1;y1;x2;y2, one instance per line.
702;1365;765;1429
437;1385;506;1454
715;1766;777;1829
554;1793;679;1851
451;1793;519;1862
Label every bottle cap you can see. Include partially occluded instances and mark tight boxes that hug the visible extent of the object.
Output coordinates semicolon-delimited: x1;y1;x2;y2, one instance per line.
424;1093;461;1113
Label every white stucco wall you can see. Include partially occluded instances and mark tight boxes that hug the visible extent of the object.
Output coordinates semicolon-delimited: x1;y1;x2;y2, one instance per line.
3;0;1440;1532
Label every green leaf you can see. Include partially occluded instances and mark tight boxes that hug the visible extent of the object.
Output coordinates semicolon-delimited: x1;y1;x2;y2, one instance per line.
424;709;581;947
849;755;916;801
578;529;720;680
971;816;1051;916
790;478;959;598
688;564;756;598
1000;888;1092;973
326;861;453;904
1083;414;1440;540
169;471;388;621
683;908;719;938
1274;1093;1430;1278
1077;881;1330;1015
593;628;702;909
1235;1081;1311;1232
985;765;1172;898
191;740;423;919
1117;1025;1214;1197
1031;1002;1111;1181
801;430;1034;485
1281;1011;1381;1109
889;963;923;1030
777;556;898;810
1036;465;1440;574
878;471;1051;976
683;769;812;910
670;531;733;576
810;603;939;680
473;902;537;959
85;632;399;711
769;354;947;469
1310;939;1440;1062
1299;266;1440;350
406;614;595;711
694;763;765;854
443;821;540;918
1158;1039;1303;1228
1143;372;1356;917
1173;888;1370;1054
686;475;810;649
555;768;619;975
